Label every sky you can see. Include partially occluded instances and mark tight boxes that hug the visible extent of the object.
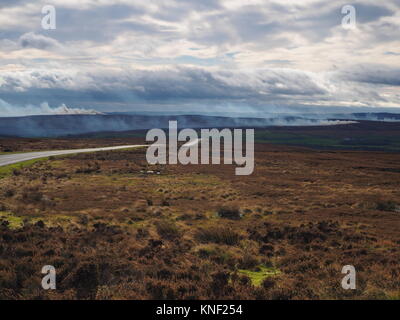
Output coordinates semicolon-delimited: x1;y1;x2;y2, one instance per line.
0;0;399;116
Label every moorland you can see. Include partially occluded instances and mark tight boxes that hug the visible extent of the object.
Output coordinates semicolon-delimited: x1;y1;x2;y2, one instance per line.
0;121;399;299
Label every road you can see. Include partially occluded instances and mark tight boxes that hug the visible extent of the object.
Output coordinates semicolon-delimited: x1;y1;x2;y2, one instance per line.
0;138;203;167
0;145;147;167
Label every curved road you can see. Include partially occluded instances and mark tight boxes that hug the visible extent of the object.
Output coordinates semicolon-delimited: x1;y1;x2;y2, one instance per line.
0;145;147;167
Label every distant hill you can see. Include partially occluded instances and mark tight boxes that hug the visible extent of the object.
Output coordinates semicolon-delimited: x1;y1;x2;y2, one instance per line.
0;112;399;137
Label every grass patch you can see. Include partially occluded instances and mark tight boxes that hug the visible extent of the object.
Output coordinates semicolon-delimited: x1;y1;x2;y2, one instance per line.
0;211;75;229
0;211;24;229
0;157;48;179
195;244;235;264
196;227;240;245
155;220;181;239
386;291;400;300
237;265;281;286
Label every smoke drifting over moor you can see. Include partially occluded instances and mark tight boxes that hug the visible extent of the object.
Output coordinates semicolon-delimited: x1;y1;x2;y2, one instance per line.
0;113;359;138
0;99;102;117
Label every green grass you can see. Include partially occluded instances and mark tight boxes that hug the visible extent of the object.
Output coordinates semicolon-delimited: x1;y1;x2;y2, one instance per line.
0;151;27;155
0;157;49;179
0;146;146;179
0;211;75;229
238;265;281;286
0;211;25;229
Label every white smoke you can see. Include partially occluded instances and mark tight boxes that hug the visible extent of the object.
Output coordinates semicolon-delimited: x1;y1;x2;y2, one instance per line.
310;120;358;126
0;99;102;117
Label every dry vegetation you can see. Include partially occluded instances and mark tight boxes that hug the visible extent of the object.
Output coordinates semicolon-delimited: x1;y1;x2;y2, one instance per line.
0;137;145;153
0;142;399;300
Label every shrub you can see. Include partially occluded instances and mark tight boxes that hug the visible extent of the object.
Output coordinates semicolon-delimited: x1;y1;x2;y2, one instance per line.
196;227;240;245
262;277;276;289
3;188;14;198
238;253;259;269
161;199;170;206
75;162;101;174
71;263;99;299
375;201;398;212
217;206;241;219
210;271;230;295
21;186;43;202
155;220;180;240
0;202;7;211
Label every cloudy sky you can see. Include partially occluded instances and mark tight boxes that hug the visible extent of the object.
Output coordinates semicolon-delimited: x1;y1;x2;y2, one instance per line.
0;0;399;116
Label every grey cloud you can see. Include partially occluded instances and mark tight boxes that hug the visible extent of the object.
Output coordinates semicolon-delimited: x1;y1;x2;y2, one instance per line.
2;65;384;116
49;4;147;42
0;67;328;102
282;2;394;43
0;0;25;9
338;64;400;86
355;3;394;23
152;0;222;22
19;32;61;50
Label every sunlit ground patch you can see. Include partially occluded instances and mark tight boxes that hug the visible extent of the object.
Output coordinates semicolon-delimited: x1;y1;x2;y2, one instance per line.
0;157;48;179
238;265;281;286
0;211;74;229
